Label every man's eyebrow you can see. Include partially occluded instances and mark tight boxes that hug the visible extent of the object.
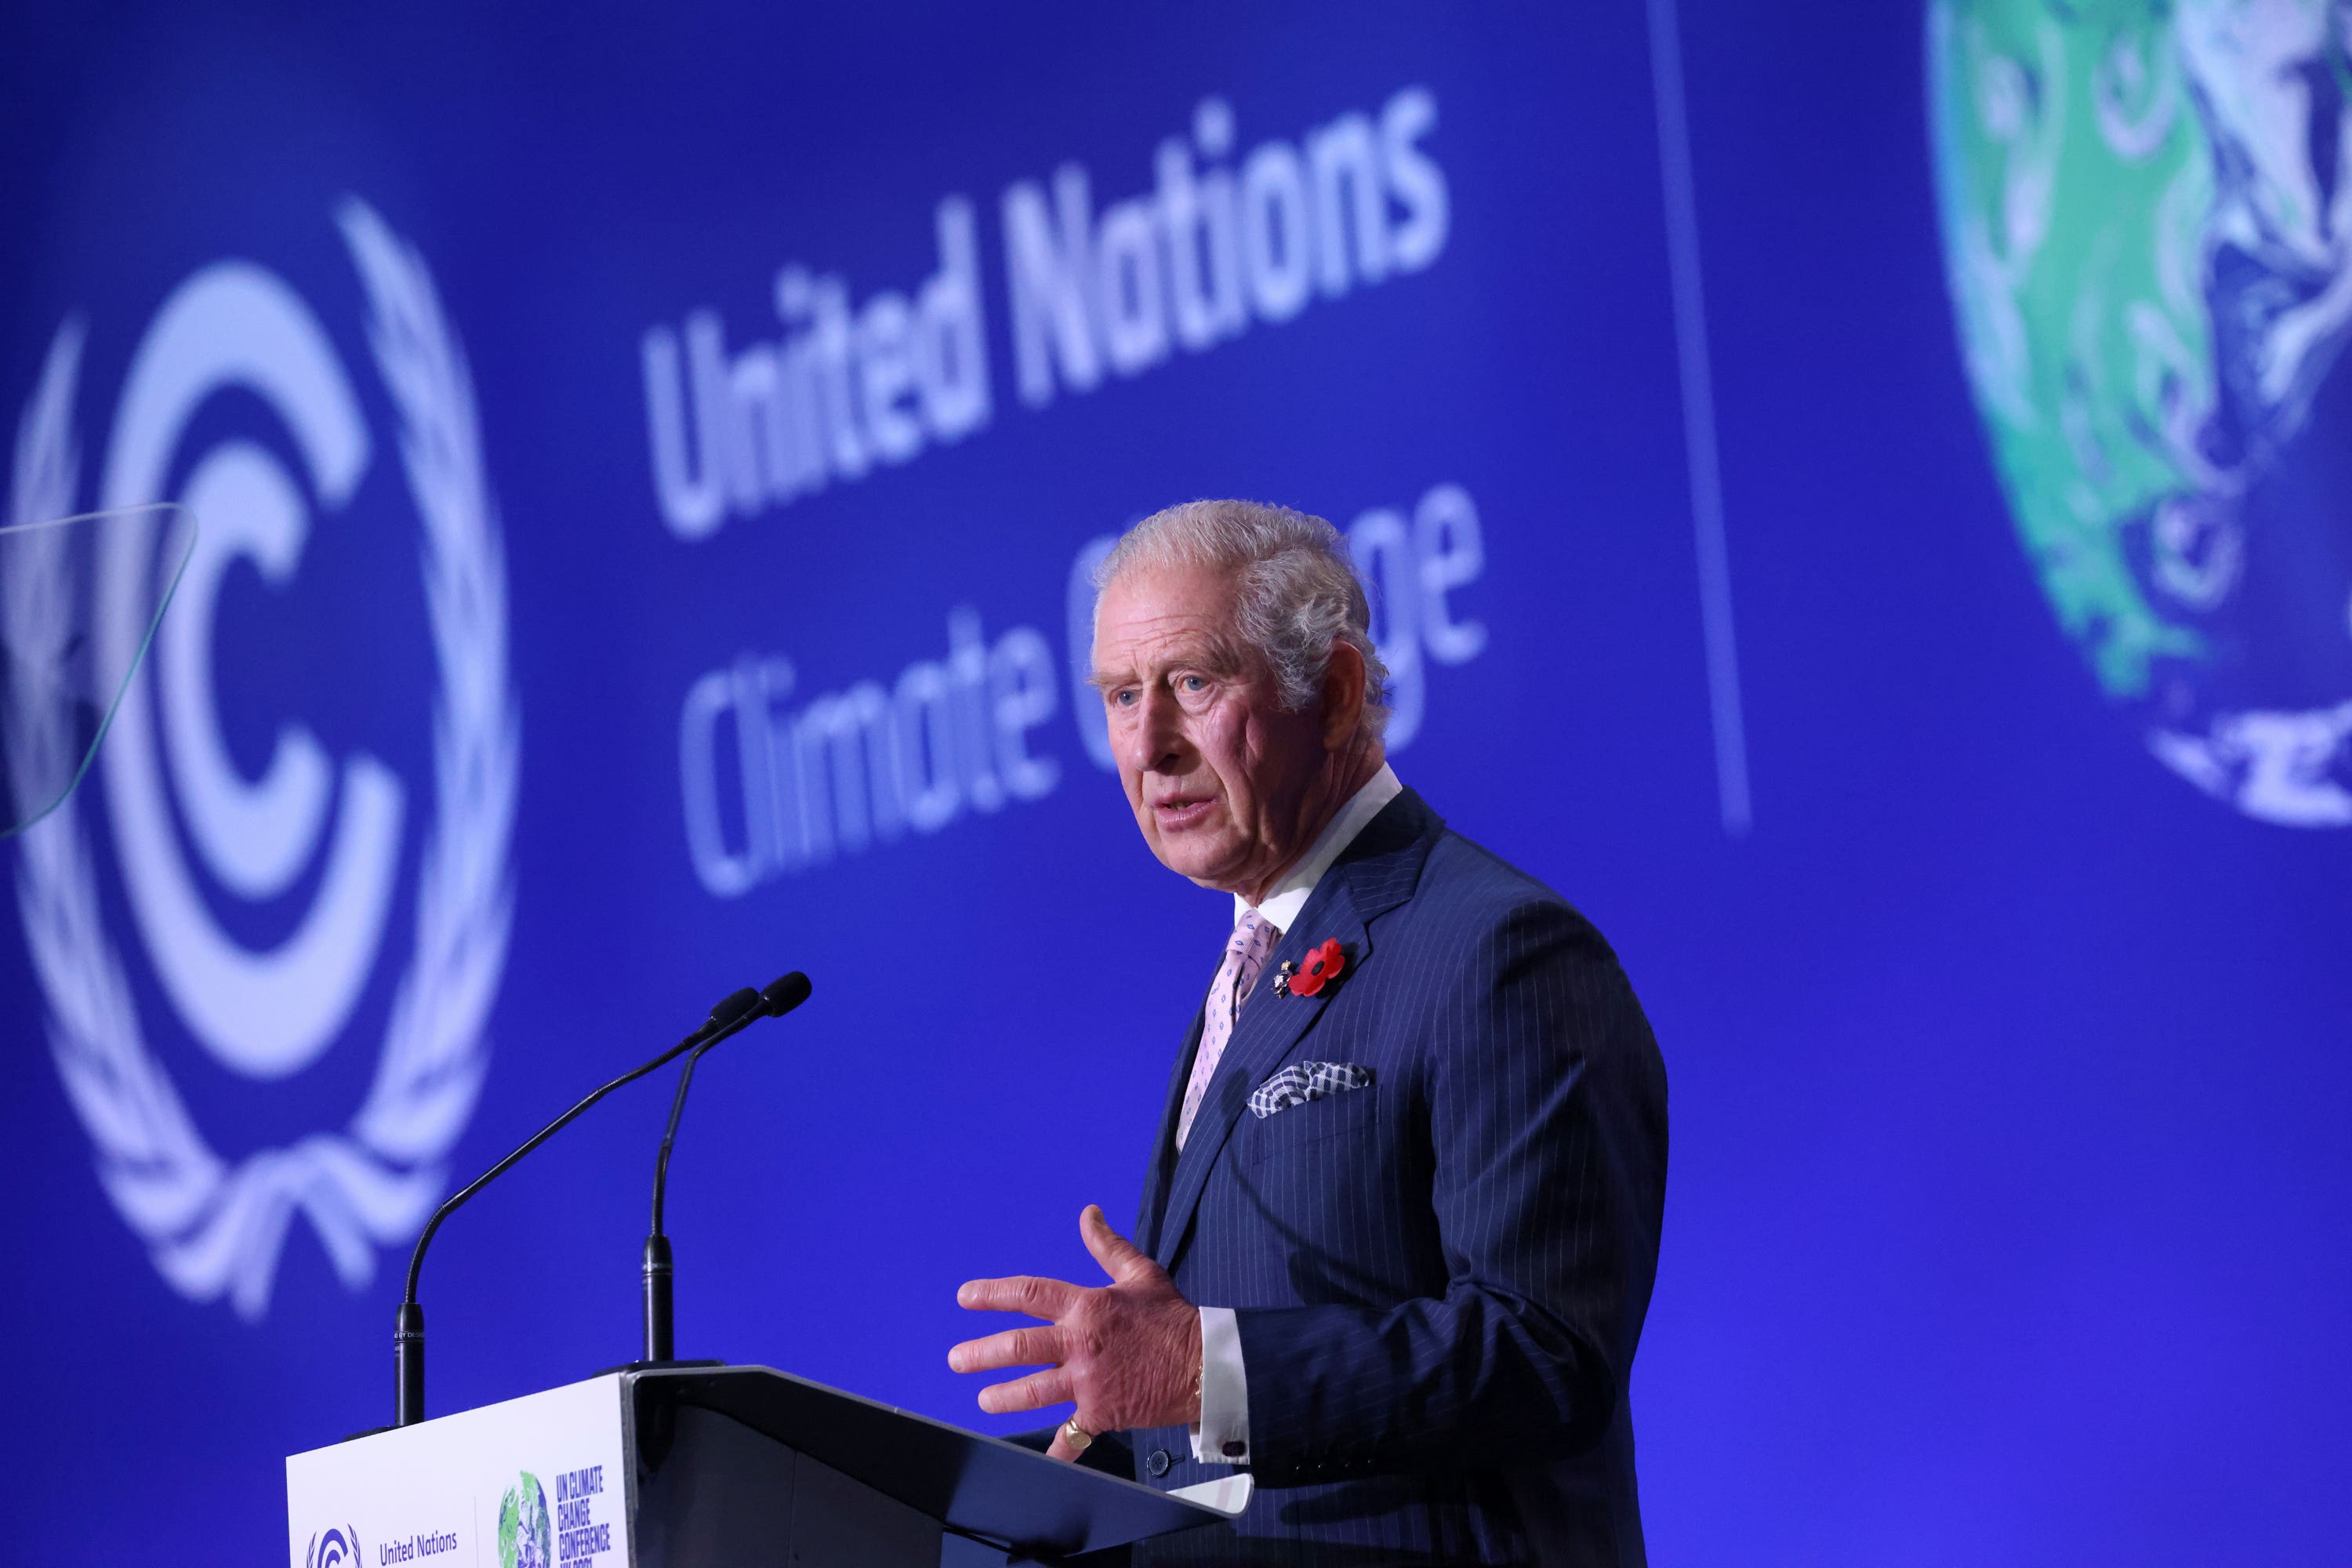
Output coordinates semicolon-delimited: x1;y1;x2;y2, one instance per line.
1088;637;1252;691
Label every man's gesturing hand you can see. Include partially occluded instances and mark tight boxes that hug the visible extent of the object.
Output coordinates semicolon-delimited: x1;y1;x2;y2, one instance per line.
950;1205;1202;1461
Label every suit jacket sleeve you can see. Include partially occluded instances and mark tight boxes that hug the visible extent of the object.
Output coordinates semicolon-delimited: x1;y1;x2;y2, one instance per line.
1229;898;1668;1483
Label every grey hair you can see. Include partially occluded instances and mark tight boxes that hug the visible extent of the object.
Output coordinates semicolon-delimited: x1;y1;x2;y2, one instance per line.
1094;499;1390;738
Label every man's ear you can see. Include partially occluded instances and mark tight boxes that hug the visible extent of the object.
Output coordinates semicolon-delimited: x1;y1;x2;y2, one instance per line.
1319;641;1367;750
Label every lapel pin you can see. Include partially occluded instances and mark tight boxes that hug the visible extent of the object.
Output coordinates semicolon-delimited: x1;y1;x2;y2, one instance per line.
1276;938;1348;998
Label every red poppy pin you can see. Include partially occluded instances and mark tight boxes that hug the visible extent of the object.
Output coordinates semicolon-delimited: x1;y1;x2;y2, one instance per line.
1275;938;1348;998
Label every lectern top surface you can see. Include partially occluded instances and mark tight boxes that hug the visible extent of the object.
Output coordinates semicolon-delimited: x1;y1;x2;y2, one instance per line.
630;1363;1234;1558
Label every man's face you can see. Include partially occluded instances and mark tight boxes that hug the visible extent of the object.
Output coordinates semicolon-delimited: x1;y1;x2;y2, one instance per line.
1091;564;1327;895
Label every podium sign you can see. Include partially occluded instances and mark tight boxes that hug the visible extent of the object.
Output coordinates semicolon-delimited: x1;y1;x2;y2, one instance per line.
288;1374;628;1568
288;1366;1237;1567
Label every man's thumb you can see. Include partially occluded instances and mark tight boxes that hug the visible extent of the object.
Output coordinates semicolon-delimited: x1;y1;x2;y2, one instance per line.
1080;1203;1153;1282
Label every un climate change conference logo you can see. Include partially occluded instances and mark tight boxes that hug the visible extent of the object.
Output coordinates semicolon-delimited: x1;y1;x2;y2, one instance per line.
1930;2;2352;825
498;1473;553;1568
4;198;518;1318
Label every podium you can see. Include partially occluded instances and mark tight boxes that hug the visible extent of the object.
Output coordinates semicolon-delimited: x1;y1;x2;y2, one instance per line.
286;1364;1243;1567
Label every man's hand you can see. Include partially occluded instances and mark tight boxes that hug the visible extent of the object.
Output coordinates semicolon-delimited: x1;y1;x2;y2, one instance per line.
949;1205;1202;1461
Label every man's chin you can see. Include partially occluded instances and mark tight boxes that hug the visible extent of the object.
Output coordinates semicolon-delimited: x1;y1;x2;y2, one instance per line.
1146;833;1245;892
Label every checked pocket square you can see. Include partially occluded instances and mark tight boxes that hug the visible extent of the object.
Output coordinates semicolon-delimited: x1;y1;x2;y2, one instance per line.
1249;1062;1374;1119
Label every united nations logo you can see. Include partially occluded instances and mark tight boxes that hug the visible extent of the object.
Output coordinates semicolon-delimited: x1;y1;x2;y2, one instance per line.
1929;2;2352;825
307;1526;361;1568
3;198;518;1318
498;1472;553;1568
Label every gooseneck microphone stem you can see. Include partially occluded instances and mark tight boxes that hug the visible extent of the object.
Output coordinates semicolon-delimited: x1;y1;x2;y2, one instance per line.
392;984;766;1428
650;1044;714;1238
639;1048;711;1365
639;1042;710;1364
643;970;812;1366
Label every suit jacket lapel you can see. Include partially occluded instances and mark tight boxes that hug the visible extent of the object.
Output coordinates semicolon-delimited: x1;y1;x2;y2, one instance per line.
1137;1004;1205;1256
1149;882;1365;1272
1148;788;1446;1273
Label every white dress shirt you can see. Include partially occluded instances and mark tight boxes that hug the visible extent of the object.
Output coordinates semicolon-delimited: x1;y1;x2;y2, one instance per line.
1191;764;1403;1467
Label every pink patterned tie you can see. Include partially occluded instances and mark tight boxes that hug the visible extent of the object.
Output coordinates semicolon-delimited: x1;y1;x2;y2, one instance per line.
1177;909;1279;1150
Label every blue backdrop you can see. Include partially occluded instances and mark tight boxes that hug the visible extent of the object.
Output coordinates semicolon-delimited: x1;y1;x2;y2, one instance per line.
3;5;2347;1563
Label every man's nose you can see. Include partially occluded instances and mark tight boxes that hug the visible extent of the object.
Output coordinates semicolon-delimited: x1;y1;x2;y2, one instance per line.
1127;688;1188;773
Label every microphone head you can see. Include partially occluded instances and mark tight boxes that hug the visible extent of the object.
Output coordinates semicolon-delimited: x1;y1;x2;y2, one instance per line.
706;986;763;1030
760;971;813;1018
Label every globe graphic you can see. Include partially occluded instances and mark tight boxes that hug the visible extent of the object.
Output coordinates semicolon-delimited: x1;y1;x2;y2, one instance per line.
498;1473;553;1568
1928;0;2352;825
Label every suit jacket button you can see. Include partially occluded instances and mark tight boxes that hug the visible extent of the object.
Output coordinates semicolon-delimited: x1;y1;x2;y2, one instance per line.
1146;1448;1172;1477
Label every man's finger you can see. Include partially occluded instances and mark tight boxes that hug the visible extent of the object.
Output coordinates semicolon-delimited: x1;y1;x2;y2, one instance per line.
947;1324;1064;1375
1079;1203;1157;1284
1045;1431;1081;1464
957;1274;1082;1319
975;1367;1073;1416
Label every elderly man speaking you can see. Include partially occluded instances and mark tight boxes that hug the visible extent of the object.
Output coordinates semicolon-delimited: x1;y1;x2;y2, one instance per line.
950;500;1668;1566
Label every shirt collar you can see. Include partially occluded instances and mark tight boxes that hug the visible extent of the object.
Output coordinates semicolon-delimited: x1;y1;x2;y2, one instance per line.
1235;763;1403;935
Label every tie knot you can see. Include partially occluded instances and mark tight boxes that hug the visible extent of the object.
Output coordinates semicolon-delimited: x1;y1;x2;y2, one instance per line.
1177;908;1282;1152
1230;908;1278;958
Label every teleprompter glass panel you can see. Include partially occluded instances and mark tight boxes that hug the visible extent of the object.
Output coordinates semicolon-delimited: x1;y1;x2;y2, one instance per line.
1;503;197;837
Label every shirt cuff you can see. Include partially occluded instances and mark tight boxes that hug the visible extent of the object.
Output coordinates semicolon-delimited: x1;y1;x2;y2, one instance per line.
1187;1305;1251;1466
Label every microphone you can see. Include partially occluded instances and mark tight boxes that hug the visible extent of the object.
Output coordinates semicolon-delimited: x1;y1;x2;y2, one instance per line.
391;981;783;1428
642;971;812;1362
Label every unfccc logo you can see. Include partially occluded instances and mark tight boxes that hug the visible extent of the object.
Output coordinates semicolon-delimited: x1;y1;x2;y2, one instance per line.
307;1526;361;1568
4;198;518;1319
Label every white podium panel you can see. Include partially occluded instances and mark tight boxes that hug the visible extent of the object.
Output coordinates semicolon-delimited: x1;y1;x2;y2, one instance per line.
286;1375;632;1568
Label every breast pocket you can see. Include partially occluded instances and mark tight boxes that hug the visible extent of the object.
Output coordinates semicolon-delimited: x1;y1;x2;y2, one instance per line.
1240;1081;1381;1164
1225;1083;1408;1299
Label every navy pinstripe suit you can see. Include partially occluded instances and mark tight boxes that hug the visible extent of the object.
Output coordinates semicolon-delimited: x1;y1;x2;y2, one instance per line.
1122;788;1667;1566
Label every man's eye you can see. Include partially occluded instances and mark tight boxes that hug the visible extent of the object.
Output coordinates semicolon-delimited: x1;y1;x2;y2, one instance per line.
1111;688;1137;707
1180;675;1208;693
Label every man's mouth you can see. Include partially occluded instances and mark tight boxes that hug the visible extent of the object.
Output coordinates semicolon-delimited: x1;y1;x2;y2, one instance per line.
1151;793;1218;830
